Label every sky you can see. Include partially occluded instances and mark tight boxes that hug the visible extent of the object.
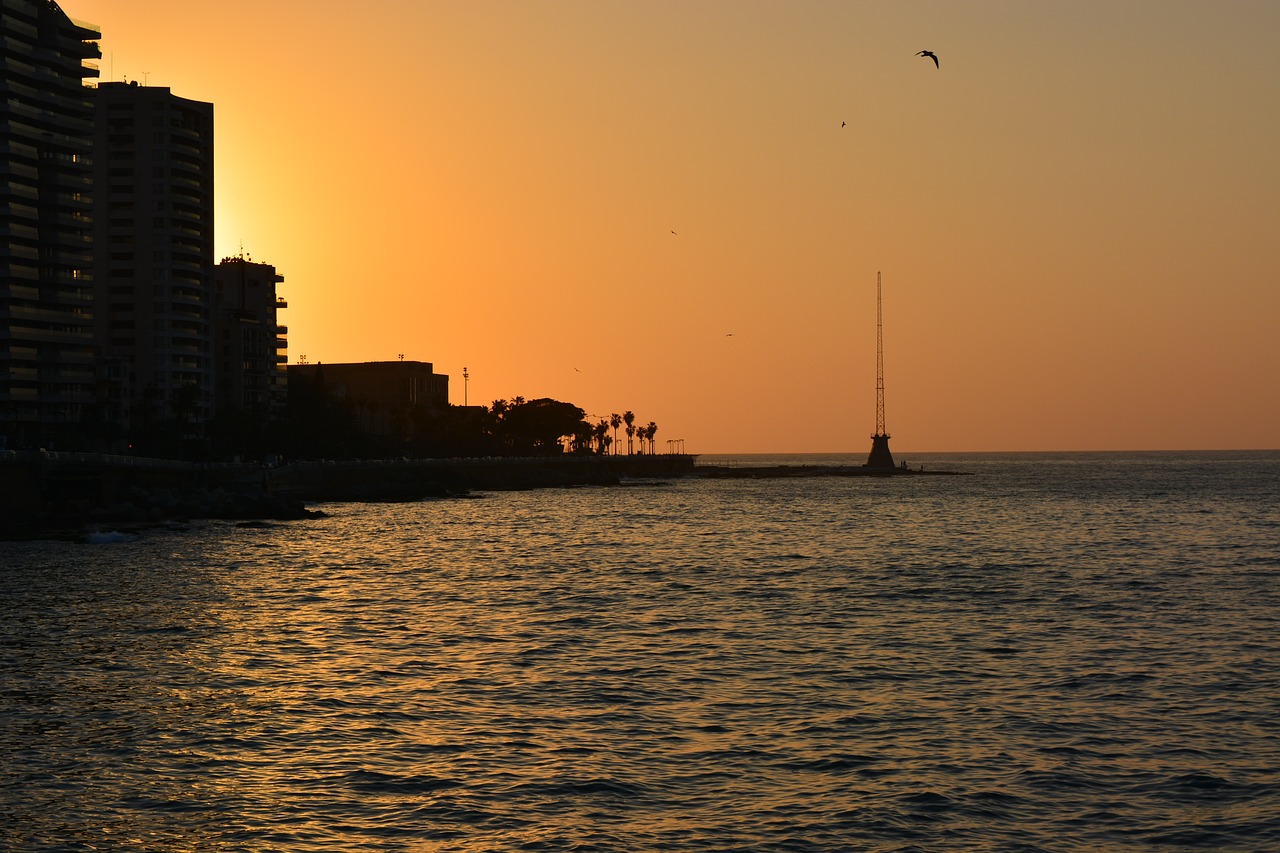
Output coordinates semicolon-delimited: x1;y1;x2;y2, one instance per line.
67;0;1279;453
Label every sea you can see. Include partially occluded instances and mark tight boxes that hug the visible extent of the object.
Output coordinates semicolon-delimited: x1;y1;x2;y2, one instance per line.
2;451;1278;852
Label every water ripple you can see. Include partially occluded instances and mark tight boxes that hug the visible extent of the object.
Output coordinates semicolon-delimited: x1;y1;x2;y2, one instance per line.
2;453;1278;850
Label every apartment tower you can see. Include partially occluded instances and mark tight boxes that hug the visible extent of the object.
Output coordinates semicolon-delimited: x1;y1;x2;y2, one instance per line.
212;256;288;419
92;81;214;435
0;0;100;448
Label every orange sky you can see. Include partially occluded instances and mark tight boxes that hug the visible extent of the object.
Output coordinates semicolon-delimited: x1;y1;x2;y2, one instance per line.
69;0;1279;452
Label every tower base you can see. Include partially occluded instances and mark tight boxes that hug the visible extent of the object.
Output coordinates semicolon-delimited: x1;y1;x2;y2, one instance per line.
866;433;895;470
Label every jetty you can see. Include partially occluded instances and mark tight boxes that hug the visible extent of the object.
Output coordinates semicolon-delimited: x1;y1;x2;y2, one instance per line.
691;462;965;479
694;274;968;481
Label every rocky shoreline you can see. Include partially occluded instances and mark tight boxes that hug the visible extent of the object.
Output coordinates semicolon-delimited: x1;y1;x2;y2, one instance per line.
0;451;696;540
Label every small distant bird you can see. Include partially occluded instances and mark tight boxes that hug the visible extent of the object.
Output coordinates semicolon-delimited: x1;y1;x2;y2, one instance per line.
725;333;734;337
671;230;678;235
917;50;939;68
841;121;846;127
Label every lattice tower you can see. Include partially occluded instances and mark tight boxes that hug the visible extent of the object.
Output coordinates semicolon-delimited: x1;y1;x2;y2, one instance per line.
874;271;887;437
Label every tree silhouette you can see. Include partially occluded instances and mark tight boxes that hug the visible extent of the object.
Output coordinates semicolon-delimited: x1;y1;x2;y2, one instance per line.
183;376;664;463
498;397;586;455
594;418;610;455
570;422;593;454
280;370;369;459
623;410;636;455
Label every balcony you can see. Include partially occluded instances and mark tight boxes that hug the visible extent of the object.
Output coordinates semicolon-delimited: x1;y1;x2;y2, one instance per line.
169;291;205;308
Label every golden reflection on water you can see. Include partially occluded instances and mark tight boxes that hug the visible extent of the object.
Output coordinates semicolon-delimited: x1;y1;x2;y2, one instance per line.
4;454;1278;850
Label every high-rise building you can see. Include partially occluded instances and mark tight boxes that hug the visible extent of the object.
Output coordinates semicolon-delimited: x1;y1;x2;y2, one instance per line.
0;0;100;448
213;256;288;418
92;81;214;434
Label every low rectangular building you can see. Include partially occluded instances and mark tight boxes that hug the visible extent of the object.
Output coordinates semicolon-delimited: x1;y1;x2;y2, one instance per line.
287;360;448;440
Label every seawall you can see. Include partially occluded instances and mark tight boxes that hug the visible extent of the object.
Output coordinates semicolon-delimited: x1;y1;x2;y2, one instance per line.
0;451;697;538
267;454;696;500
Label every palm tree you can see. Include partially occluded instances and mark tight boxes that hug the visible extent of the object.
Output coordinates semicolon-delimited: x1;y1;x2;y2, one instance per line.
571;423;593;454
609;413;622;455
623;410;636;455
594;419;610;455
645;421;658;454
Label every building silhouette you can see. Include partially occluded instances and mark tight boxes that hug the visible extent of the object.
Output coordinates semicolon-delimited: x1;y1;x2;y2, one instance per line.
4;3;449;458
287;361;448;441
213;256;288;419
92;81;215;436
0;0;100;448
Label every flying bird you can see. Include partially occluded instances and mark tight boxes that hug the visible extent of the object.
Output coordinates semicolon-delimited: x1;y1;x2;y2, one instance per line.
841;121;846;128
917;50;939;68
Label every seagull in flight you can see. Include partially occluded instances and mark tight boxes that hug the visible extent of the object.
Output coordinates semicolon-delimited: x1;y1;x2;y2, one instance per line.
917;50;939;68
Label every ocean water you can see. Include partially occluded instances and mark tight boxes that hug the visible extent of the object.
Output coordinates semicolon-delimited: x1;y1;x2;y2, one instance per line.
2;451;1278;852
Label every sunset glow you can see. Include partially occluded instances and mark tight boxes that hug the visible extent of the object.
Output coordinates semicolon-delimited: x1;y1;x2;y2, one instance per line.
69;0;1279;452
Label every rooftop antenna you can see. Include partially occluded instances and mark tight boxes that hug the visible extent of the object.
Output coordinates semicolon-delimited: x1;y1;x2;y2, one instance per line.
866;271;895;469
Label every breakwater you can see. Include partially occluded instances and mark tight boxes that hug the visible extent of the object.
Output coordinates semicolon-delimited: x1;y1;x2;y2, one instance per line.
693;463;968;478
0;451;697;538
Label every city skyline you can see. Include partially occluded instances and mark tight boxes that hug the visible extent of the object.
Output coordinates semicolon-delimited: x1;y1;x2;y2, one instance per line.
69;0;1279;452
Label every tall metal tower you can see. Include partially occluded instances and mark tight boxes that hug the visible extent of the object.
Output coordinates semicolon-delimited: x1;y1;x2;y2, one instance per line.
866;271;896;469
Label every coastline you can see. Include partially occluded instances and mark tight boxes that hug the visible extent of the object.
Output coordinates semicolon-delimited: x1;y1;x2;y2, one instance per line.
0;451;983;541
0;452;697;540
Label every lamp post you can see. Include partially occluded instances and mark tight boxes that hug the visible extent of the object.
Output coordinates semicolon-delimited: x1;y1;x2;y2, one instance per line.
462;367;469;407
